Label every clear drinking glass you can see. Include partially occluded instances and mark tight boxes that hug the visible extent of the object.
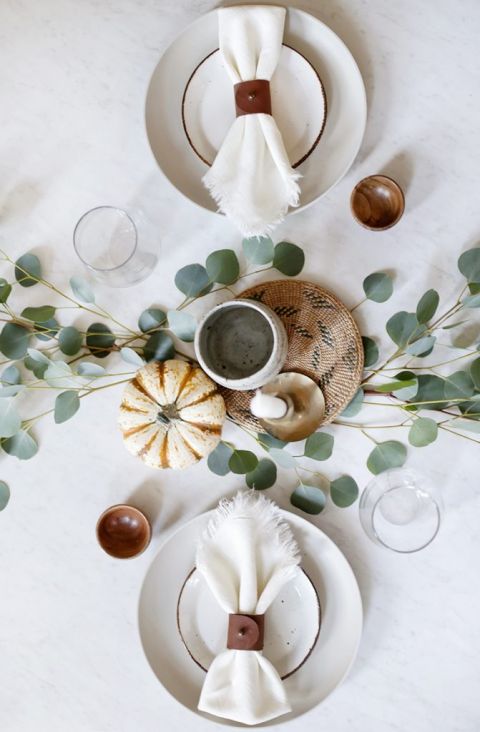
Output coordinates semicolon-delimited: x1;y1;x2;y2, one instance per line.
73;206;158;287
359;468;443;553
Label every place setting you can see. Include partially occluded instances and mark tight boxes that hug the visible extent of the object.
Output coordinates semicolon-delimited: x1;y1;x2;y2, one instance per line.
1;2;478;731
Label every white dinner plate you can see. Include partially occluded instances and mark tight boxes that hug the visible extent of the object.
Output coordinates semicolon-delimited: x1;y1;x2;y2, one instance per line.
182;45;327;169
145;8;367;216
177;567;320;680
138;509;363;726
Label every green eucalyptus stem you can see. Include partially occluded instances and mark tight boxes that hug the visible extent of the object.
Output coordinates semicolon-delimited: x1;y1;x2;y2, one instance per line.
361;429;378;444
22;377;133;428
1;252;139;338
176;266;274;312
335;419;412;429
438;423;480;445
350;296;367;313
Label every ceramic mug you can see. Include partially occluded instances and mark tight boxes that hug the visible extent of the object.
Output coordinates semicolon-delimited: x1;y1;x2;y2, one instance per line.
194;299;288;391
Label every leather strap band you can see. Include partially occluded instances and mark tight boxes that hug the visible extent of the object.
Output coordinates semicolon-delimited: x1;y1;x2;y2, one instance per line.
234;79;272;117
227;613;265;650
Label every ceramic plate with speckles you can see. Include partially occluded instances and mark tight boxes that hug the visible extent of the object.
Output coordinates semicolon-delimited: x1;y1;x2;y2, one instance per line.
138;509;363;726
177;567;320;680
145;7;366;216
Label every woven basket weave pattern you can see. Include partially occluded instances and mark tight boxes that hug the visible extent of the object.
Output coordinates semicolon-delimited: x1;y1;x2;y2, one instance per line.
220;280;363;432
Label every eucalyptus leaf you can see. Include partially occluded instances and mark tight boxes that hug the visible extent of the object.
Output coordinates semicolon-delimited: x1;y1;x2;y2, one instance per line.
0;481;10;510
470;357;480;390
416;289;439;323
406;335;436;357
341;388;364;417
58;326;83;356
24;356;48;379
448;418;480;434
21;305;56;322
207;442;233;476
242;236;274;264
229;450;258;474
143;331;175;362
245;458;277;490
394;371;419;401
86;322;115;358
120;347;144;367
2;430;38;460
34;318;59;341
386;311;420;347
44;361;76;388
443;371;475;401
167;310;196;342
138;308;167;332
330;475;359;508
458;399;480;417
174;264;211;297
272;241;305;276
0;279;12;303
290;484;326;514
413;374;447;409
54;390;80;424
257;433;288;449
362;336;379;367
1;365;21;386
304;432;334;460
363;272;393;303
0;385;25;397
205;249;240;285
14;253;41;287
77;362;106;377
70;275;95;303
268;448;296;469
0;399;21;437
408;417;438;447
367;440;407;474
458;247;480;283
0;323;30;359
462;293;480;308
27;348;50;365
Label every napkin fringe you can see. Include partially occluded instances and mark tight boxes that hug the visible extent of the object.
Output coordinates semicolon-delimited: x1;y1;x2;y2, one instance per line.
203;167;301;239
201;491;300;567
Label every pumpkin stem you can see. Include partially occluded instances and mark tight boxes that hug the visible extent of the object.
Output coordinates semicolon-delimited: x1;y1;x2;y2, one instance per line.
157;403;179;424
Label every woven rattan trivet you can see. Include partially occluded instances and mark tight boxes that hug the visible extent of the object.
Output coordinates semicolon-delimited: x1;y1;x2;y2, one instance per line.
220;280;364;432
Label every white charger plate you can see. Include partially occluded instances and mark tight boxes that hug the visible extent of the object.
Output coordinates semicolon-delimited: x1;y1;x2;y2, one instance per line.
138;509;363;727
182;45;327;169
145;8;366;216
177;567;320;680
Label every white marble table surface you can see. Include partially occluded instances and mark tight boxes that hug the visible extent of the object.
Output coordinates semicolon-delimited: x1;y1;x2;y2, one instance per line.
1;1;479;730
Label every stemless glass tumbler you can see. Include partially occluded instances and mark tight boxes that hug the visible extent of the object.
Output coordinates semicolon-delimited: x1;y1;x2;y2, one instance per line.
359;468;443;553
73;206;158;287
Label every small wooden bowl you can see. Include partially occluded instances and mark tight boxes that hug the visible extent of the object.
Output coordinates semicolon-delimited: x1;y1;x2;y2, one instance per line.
351;175;405;231
96;504;151;559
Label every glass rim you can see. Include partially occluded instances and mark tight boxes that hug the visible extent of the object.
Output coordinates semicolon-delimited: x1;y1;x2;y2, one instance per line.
73;205;138;273
369;485;442;554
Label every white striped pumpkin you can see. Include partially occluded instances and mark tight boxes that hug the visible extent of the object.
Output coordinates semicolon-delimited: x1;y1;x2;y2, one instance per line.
118;359;226;470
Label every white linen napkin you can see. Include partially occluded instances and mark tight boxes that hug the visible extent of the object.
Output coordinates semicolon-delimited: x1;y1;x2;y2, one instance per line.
202;6;301;237
196;492;300;725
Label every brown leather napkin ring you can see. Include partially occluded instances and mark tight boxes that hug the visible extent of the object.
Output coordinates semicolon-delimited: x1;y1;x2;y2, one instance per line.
227;613;265;651
234;80;271;117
